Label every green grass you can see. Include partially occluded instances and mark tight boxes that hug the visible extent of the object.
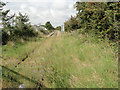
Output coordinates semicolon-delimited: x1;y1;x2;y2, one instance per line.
2;38;46;68
3;42;28;58
2;32;118;88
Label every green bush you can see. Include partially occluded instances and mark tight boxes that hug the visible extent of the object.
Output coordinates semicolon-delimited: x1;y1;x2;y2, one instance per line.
44;21;55;31
2;30;10;45
65;2;120;42
1;10;38;45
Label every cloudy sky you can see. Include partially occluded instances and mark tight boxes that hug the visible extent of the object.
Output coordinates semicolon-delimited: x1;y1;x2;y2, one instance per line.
2;0;78;27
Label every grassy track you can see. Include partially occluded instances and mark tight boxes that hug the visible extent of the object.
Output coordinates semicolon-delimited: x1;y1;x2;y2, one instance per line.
2;32;118;88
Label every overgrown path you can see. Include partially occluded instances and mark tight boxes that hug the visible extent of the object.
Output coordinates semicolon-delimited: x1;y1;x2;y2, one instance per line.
14;44;39;68
2;65;45;88
47;30;61;37
2;31;118;88
2;31;61;88
14;30;61;68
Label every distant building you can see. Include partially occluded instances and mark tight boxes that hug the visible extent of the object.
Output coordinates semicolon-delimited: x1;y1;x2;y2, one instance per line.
32;24;47;32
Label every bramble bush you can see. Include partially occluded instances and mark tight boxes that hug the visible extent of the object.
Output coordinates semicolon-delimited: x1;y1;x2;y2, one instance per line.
64;2;120;42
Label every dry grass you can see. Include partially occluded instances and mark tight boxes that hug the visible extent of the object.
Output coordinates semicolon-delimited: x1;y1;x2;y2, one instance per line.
2;32;118;88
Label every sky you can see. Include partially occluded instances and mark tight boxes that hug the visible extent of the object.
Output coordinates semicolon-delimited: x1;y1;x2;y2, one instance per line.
2;0;78;27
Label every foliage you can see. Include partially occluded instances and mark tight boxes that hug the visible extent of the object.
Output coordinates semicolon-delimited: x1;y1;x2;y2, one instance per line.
2;32;118;88
45;21;55;31
65;2;120;42
40;29;49;35
64;16;78;32
55;26;61;31
12;13;38;38
1;9;38;45
0;1;6;13
2;30;9;45
77;2;119;41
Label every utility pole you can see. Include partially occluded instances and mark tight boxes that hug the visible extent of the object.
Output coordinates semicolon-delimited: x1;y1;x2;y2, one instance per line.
61;24;64;32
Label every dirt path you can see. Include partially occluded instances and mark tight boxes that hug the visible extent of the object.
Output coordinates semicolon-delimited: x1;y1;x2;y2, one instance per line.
47;30;61;37
14;35;60;87
5;31;60;69
2;32;62;88
14;45;39;68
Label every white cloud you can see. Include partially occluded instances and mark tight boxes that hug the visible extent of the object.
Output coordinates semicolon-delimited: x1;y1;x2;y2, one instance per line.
20;4;27;10
3;0;77;27
52;0;67;10
29;7;37;13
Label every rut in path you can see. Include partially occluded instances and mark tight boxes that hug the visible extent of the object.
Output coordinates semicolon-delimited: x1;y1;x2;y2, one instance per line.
15;30;60;68
2;32;61;88
2;40;47;88
14;45;38;68
2;65;45;88
47;30;61;37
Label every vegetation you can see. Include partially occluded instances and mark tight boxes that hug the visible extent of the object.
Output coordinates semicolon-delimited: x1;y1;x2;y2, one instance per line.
1;1;119;88
45;21;55;31
64;2;120;42
1;3;38;45
55;26;61;31
64;16;78;32
2;32;118;88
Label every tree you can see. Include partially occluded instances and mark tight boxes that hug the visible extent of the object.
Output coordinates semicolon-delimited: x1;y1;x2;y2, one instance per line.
0;1;10;45
74;1;120;41
0;1;6;12
45;21;54;31
1;10;38;44
12;12;38;39
64;16;78;32
55;26;61;31
1;1;38;45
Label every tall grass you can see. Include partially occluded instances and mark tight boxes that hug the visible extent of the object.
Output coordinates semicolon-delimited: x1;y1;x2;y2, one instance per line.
14;32;118;88
2;37;46;68
2;32;118;88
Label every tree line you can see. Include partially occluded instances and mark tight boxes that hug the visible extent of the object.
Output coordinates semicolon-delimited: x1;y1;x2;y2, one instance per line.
64;2;120;42
0;2;38;45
